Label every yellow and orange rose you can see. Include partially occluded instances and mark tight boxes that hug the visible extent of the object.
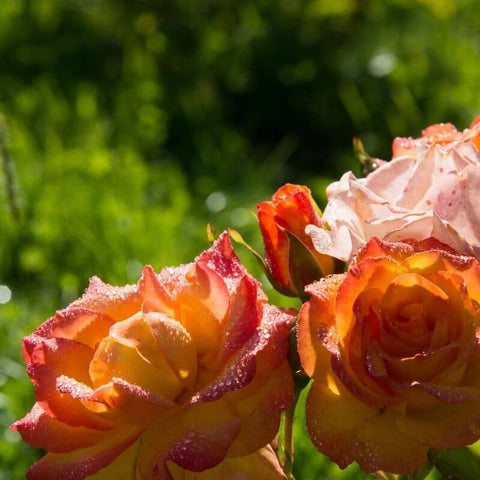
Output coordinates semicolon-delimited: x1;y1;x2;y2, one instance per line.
12;233;294;479
298;237;480;473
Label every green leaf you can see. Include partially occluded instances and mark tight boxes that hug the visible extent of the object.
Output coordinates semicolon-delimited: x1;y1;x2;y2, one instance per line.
227;228;267;270
434;447;480;480
206;222;216;244
228;227;298;298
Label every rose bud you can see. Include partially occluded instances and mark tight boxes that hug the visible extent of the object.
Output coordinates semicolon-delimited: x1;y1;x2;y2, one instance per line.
257;184;335;297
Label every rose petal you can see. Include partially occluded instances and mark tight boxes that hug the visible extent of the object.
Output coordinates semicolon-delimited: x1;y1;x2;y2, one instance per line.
226;360;293;457
306;380;426;474
11;403;111;453
144;312;198;390
398;402;480;449
35;308;115;349
191;305;291;403
297;275;344;378
89;333;184;401
365;155;416;202
167;446;286;480
136;401;241;479
257;201;294;293
71;278;142;322
214;275;261;366
24;336;116;430
84;441;139;479
138;265;175;315
26;425;142;480
57;376;175;424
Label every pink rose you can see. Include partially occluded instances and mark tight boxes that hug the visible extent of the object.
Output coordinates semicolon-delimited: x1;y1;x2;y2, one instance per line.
307;117;480;261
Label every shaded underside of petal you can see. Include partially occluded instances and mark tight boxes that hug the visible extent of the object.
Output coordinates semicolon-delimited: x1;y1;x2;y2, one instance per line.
167;445;286;480
85;441;140;480
306;380;426;474
298;275;344;379
136;401;241;479
226;360;293;457
398;401;480;449
191;305;290;403
11;403;111;453
26;425;142;480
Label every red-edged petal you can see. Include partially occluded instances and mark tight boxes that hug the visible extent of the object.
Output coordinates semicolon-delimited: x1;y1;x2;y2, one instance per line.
136;401;241;479
71;277;142;322
226;360;293;457
66;377;176;424
215;275;261;366
257;200;295;294
11;403;111;453
139;265;175;315
34;308;115;349
167;445;286;480
195;232;251;291
84;441;139;479
26;425;142;480
24;336;116;430
191;305;291;403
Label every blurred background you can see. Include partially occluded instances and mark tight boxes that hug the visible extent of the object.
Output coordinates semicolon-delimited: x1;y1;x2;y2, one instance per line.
1;0;480;478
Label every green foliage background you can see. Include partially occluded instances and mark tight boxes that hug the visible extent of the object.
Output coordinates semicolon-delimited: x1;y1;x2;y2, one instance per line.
1;0;480;478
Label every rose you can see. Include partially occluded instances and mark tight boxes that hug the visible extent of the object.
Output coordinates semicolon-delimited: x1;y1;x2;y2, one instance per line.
257;184;335;297
307;117;480;262
12;232;294;480
298;237;480;473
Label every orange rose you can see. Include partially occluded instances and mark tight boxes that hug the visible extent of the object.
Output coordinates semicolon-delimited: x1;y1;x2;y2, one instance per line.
12;233;294;480
298;237;480;474
257;184;335;297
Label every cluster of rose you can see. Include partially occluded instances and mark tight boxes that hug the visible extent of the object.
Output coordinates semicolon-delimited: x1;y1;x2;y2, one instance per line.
13;117;480;479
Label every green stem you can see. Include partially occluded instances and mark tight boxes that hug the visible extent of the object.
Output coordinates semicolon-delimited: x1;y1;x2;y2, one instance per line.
282;389;299;480
281;322;310;479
